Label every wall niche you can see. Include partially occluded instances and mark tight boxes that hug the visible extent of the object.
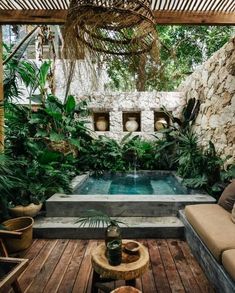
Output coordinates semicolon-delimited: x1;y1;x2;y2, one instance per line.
154;111;170;131
93;112;110;131
123;112;141;132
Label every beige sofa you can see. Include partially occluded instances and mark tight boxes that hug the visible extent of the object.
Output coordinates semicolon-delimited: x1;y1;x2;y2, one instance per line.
181;203;235;293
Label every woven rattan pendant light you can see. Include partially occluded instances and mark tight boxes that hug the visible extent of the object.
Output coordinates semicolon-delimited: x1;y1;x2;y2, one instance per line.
63;0;157;59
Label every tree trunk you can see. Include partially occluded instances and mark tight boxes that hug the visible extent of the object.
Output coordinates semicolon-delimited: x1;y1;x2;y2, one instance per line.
136;54;147;92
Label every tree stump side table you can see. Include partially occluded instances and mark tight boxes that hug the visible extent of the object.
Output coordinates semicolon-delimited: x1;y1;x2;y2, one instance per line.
91;240;149;293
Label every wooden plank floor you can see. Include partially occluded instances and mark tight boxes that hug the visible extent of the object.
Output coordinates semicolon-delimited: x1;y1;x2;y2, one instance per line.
5;239;215;293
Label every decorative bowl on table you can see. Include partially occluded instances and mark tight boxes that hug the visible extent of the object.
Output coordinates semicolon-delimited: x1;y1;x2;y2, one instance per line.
124;241;140;255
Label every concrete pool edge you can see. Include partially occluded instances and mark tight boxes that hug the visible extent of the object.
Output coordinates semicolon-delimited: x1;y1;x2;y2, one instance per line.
48;193;215;202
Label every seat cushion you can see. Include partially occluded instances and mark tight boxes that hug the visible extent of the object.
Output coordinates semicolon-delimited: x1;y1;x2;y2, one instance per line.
185;204;235;261
222;249;235;281
218;181;235;212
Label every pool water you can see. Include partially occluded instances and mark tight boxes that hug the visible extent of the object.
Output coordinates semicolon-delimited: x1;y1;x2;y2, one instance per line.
74;173;188;195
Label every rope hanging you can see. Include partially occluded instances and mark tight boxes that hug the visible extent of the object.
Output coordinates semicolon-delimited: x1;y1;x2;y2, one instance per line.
63;0;158;59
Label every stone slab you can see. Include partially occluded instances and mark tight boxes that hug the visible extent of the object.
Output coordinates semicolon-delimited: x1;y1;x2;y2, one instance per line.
46;193;215;217
33;216;184;239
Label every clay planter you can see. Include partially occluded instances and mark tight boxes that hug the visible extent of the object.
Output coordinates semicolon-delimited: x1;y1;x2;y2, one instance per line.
155;118;168;131
125;117;139;132
2;217;34;253
9;203;42;218
96;116;108;131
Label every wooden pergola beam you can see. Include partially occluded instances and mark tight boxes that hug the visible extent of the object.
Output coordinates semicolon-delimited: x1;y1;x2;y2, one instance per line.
154;10;235;25
0;10;234;25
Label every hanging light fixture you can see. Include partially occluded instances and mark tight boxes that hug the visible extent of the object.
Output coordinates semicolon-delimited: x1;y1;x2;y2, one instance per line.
63;0;158;59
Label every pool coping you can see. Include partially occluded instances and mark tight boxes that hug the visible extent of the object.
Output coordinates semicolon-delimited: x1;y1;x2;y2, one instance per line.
48;193;215;203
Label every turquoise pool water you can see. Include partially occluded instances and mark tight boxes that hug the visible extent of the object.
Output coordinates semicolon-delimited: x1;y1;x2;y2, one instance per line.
74;173;188;195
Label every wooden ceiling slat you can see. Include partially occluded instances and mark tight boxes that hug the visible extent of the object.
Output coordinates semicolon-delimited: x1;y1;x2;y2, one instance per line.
14;0;27;9
27;0;39;9
220;0;232;12
188;0;197;12
1;0;11;9
0;3;9;9
156;0;162;10
172;0;180;11
182;0;191;11
60;0;68;9
217;0;230;12
5;0;15;9
225;0;235;12
204;0;215;12
163;0;169;10
229;2;235;12
37;0;48;9
0;0;234;12
166;0;172;10
199;0;209;11
212;0;222;11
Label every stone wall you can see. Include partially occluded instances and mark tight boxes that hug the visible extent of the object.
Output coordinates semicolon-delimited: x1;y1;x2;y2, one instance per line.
77;91;185;141
179;37;235;164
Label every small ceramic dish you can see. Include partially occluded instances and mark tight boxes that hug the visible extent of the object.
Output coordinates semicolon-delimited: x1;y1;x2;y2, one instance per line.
124;241;140;254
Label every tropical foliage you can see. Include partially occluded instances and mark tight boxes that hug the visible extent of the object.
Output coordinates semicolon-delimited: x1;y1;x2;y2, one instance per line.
1;26;234;222
105;25;234;91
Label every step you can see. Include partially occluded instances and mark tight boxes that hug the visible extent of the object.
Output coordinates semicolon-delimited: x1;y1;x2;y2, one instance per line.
33;216;184;239
46;193;216;217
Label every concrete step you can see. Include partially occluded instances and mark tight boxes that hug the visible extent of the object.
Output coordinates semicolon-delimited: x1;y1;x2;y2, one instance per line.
33;216;184;239
46;193;216;217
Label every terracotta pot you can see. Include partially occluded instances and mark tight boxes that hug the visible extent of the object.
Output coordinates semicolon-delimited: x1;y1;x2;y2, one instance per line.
155;118;168;131
9;203;42;218
125;117;139;132
96;116;108;131
2;217;34;253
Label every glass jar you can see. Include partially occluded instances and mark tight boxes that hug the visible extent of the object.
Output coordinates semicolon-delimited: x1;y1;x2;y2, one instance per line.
107;239;122;266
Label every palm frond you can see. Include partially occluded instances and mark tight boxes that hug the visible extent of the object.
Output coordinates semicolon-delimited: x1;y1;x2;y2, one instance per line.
75;209;125;228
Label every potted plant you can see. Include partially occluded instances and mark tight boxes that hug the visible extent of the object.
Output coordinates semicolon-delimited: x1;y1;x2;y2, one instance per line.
8;180;45;218
77;209;125;246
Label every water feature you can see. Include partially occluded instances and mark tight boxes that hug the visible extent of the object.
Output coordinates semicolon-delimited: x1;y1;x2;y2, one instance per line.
73;172;188;195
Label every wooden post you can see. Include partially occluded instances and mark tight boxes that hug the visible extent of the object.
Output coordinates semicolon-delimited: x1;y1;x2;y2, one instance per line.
0;25;4;152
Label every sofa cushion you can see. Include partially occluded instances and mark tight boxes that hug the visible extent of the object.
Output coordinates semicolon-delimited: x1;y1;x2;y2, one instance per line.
185;204;235;261
232;204;235;224
222;249;235;281
218;181;235;212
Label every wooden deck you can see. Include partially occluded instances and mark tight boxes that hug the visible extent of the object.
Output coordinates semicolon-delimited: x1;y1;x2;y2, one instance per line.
5;239;214;293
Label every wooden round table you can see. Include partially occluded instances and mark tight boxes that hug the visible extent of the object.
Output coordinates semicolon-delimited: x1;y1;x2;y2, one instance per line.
91;240;149;293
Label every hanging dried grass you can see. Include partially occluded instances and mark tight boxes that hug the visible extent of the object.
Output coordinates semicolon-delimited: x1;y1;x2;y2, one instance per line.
63;0;157;59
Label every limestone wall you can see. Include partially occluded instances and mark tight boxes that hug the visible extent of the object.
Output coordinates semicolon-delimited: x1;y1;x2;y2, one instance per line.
179;38;235;163
77;92;185;141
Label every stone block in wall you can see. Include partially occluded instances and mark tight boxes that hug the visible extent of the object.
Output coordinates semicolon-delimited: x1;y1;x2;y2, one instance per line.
225;75;235;93
110;111;122;132
141;111;154;133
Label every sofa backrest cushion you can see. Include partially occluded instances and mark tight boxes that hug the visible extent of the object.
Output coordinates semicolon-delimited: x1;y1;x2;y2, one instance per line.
218;181;235;212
